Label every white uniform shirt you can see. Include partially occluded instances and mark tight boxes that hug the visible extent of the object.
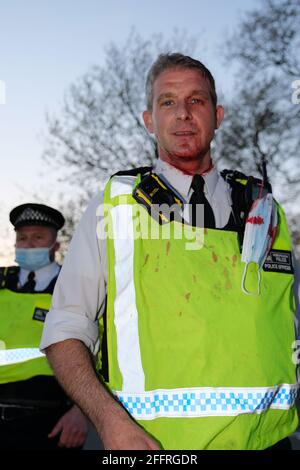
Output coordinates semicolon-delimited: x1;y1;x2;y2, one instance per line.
19;262;60;292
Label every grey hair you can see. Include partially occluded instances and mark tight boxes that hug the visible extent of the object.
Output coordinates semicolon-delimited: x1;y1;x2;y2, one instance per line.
145;53;217;111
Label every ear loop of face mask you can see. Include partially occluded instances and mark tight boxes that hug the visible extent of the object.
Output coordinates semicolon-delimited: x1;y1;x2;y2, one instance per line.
241;263;261;296
47;240;58;257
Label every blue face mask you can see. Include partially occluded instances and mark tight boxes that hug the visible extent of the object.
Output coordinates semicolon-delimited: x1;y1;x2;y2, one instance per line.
15;246;54;271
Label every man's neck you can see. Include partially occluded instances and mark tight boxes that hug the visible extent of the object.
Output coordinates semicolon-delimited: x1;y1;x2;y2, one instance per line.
158;151;212;175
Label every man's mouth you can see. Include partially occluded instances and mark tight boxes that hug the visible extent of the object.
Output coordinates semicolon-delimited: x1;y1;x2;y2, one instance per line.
173;131;195;136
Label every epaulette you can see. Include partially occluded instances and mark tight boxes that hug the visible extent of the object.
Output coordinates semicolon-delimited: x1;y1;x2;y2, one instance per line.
112;166;152;178
0;266;20;289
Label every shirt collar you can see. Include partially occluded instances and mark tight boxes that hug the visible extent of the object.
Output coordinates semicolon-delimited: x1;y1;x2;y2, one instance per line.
19;261;60;287
153;158;219;200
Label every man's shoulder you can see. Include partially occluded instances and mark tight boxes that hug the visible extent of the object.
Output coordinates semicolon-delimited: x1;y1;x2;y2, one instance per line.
112;166;152;178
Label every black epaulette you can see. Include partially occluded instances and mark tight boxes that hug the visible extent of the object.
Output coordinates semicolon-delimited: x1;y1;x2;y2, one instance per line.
0;266;20;289
112;167;152;178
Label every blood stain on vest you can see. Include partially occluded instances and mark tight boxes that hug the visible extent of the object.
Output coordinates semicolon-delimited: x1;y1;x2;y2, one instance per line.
155;254;160;272
232;255;237;268
223;268;232;290
185;292;191;302
192;275;197;283
143;254;149;267
212;283;222;301
178;311;183;317
166;241;171;256
212;252;218;263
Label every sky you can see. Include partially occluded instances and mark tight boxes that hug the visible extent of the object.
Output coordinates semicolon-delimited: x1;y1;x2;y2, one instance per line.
0;0;259;264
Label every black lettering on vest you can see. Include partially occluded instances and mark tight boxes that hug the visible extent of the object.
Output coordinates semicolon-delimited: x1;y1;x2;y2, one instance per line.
32;307;49;322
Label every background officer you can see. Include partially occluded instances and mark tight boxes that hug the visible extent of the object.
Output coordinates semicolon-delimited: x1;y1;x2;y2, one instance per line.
0;203;87;449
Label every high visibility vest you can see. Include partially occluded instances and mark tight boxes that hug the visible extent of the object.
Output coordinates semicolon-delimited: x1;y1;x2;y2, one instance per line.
0;287;53;384
101;172;298;450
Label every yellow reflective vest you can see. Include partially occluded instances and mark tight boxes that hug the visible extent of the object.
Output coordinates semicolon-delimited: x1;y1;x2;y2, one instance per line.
100;172;298;450
0;268;53;384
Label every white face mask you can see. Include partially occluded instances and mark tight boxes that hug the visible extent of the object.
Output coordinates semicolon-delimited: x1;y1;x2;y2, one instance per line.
241;193;278;295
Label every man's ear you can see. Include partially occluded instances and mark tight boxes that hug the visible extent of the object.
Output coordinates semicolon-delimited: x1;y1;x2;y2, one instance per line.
143;110;154;133
53;241;60;252
215;105;224;129
49;241;60;262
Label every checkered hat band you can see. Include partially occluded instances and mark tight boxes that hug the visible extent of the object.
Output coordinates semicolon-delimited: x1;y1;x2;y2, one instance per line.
0;348;45;366
114;384;298;420
14;208;58;227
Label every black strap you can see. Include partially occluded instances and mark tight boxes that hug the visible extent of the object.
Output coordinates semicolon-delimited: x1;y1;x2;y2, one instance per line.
43;275;59;294
220;169;267;249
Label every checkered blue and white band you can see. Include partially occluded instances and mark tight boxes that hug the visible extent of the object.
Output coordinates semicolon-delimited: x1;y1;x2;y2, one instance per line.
0;348;45;366
114;384;298;420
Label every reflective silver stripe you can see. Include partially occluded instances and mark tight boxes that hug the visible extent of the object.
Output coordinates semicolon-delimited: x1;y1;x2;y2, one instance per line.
115;384;298;420
111;203;145;393
0;348;45;366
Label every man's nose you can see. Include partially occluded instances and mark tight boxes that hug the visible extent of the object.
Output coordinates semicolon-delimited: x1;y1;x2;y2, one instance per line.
22;240;37;248
175;101;192;120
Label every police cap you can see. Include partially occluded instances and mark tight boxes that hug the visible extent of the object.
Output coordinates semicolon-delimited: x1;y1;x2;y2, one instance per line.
9;203;65;231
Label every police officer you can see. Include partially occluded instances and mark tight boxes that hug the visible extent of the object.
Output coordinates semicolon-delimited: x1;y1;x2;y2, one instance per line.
0;203;88;449
41;54;298;450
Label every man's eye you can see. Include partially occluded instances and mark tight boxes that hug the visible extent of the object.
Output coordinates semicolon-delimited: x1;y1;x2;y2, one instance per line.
190;98;204;105
162;100;173;107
